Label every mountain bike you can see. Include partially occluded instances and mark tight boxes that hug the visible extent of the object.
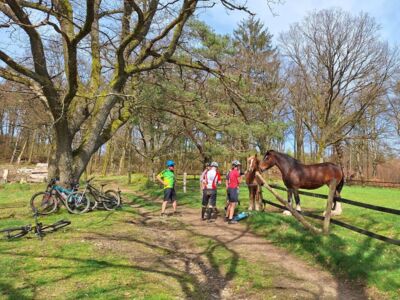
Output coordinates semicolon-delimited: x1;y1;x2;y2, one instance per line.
0;209;71;240
68;177;121;211
30;178;91;215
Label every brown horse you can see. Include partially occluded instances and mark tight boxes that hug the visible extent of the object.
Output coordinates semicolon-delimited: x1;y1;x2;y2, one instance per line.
259;150;344;215
245;155;264;211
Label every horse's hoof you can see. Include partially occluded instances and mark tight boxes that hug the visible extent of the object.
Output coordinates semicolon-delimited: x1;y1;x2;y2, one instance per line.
331;209;342;216
295;205;301;211
282;210;292;216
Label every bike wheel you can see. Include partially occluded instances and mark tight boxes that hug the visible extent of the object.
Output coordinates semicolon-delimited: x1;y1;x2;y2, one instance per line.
30;192;57;215
41;220;71;233
86;192;98;211
65;192;91;214
0;226;30;239
102;190;121;210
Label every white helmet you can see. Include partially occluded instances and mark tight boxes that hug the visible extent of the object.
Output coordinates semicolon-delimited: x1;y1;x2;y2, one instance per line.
210;161;219;167
232;160;241;166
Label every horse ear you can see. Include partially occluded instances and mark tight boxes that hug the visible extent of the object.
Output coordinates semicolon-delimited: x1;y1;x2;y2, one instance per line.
255;153;258;158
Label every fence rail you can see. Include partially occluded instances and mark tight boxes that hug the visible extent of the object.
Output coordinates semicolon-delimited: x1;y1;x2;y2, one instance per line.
268;184;400;216
347;179;400;188
262;184;400;246
262;199;400;246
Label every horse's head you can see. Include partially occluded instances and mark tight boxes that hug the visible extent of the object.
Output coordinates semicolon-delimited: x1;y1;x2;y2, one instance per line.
259;150;276;172
247;154;260;173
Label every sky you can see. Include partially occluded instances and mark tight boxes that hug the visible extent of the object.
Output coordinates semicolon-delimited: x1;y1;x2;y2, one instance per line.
197;0;400;153
197;0;400;46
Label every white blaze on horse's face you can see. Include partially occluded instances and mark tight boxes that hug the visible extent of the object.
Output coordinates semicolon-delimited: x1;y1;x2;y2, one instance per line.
247;157;256;173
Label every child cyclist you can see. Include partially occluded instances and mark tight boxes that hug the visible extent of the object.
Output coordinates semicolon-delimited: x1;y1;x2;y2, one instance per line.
157;160;177;216
225;160;242;224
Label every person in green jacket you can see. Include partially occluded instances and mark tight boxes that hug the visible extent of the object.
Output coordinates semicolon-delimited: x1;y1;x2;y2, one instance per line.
157;160;177;216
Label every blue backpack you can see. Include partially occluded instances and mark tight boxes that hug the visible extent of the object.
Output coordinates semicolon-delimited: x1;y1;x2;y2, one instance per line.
233;212;249;221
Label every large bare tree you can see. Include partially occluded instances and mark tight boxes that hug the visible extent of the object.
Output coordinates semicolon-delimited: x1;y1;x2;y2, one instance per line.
280;9;398;162
0;0;268;181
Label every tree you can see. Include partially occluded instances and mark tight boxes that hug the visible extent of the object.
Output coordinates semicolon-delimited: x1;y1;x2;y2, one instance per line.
280;8;398;162
0;0;270;181
230;16;286;153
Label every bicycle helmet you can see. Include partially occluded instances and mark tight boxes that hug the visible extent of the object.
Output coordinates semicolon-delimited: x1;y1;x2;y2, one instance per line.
232;160;241;166
166;160;175;167
210;161;219;167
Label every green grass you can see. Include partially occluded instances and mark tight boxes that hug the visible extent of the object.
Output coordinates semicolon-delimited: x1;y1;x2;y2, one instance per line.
0;176;287;299
137;177;400;298
0;181;185;299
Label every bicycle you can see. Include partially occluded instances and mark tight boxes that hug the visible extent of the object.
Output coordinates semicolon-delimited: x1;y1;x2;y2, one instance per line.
30;178;91;215
0;209;71;240
68;177;121;211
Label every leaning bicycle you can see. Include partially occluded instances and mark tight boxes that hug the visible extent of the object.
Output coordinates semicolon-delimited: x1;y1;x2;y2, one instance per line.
68;177;121;211
0;209;71;240
30;178;91;215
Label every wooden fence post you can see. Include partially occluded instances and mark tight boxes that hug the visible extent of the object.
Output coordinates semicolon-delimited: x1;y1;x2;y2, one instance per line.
2;169;9;183
183;172;187;193
323;179;337;235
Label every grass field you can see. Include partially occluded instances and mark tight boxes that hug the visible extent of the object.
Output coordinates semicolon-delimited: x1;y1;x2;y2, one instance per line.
0;175;399;299
139;175;400;298
0;175;310;299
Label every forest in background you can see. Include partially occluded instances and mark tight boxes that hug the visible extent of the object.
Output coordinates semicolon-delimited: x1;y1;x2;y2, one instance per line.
0;2;400;182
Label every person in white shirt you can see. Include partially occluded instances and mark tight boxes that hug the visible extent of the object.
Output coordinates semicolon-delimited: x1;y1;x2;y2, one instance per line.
201;162;221;221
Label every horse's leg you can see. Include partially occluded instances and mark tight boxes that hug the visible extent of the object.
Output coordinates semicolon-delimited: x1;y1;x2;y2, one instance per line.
283;189;293;215
331;198;342;216
248;188;254;211
323;181;343;216
257;185;264;211
294;190;301;211
254;185;260;211
252;188;256;210
332;176;344;216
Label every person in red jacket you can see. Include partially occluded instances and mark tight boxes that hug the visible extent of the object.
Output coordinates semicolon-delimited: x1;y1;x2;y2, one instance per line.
225;160;242;224
201;161;221;221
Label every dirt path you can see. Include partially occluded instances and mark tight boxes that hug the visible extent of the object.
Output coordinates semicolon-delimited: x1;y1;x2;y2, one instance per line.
125;191;370;300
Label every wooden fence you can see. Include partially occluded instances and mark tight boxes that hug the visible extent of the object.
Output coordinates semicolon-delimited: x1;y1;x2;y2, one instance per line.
262;184;400;246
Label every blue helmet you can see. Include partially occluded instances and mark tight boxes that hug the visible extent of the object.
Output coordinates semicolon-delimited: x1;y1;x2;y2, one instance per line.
166;160;175;167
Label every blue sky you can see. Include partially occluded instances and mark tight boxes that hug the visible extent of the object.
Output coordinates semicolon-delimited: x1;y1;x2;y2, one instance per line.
197;0;400;46
198;0;400;153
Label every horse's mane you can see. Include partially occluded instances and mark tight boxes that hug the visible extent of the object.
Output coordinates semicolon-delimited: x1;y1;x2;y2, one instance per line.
270;151;301;167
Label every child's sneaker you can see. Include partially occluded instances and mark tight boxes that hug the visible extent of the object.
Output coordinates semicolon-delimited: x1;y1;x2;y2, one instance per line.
228;219;238;224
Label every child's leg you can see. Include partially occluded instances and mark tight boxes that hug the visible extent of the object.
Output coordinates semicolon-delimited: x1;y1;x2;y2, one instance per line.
228;202;236;220
172;200;177;212
161;201;168;214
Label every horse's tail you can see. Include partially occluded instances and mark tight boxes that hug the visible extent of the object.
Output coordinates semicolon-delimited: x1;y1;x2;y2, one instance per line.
336;168;345;195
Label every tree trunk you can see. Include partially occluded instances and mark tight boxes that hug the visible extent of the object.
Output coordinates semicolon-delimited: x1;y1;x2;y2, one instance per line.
28;130;37;164
295;113;304;161
102;142;113;176
119;128;130;175
9;133;20;164
17;138;28;165
316;142;325;163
